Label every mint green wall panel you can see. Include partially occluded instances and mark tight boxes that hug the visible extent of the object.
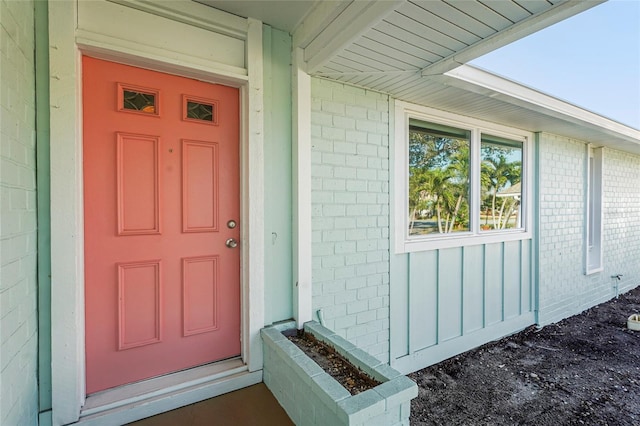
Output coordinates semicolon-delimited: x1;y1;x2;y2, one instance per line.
484;243;504;326
437;247;463;342
521;240;532;314
390;254;409;359
503;240;522;320
262;26;293;324
392;239;535;375
409;250;437;351
462;245;484;334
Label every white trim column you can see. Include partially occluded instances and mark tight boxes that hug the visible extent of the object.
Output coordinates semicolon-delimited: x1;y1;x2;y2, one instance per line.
245;17;265;371
49;1;85;423
292;48;313;328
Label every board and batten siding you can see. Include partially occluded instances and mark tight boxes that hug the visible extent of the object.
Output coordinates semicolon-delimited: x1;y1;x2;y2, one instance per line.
387;102;536;374
390;240;534;374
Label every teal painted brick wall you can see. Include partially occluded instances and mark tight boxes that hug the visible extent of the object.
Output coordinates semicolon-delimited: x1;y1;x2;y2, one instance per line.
310;78;390;362
0;0;39;424
538;133;640;324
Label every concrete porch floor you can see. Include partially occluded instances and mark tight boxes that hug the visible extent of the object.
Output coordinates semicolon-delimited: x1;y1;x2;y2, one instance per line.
127;383;293;426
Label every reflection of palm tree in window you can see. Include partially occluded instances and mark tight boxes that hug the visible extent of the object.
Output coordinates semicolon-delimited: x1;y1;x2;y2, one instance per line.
481;145;522;230
409;124;470;235
496;182;522;228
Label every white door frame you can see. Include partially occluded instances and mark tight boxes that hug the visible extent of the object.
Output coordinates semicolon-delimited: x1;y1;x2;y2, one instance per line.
48;1;265;424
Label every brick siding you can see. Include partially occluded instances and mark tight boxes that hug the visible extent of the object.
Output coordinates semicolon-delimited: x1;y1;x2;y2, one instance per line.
310;78;390;362
538;133;640;324
262;322;414;426
602;148;640;292
0;0;39;424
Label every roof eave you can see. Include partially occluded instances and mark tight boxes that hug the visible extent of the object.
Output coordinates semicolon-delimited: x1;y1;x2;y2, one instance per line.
442;64;640;155
421;0;606;77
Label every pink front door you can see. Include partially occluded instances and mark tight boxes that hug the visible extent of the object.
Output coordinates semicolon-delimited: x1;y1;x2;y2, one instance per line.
83;56;241;394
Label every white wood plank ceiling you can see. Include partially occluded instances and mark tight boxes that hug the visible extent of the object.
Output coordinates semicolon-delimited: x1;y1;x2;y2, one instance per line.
202;1;602;102
201;0;638;149
294;0;639;150
306;0;580;84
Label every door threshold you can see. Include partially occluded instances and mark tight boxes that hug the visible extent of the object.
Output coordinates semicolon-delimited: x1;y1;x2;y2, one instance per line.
77;359;262;425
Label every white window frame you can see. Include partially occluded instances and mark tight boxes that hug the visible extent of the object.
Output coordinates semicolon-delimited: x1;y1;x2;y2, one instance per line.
585;145;603;274
394;100;533;253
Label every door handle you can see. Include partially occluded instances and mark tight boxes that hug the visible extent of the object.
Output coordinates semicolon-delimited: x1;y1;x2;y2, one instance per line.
225;238;238;248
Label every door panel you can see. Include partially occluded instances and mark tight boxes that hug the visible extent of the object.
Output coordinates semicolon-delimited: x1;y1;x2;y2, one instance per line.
118;260;162;350
83;56;240;394
182;140;218;232
116;133;161;235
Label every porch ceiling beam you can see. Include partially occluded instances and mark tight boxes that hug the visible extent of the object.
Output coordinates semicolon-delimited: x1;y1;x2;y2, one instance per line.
420;0;605;77
297;0;403;74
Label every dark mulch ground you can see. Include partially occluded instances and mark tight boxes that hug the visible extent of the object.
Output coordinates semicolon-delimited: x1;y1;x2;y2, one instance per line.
287;331;381;395
410;286;640;425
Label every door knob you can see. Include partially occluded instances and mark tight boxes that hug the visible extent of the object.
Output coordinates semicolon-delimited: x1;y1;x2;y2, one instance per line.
225;238;238;248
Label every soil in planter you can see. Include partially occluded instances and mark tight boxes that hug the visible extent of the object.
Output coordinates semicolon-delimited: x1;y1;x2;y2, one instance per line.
287;330;381;395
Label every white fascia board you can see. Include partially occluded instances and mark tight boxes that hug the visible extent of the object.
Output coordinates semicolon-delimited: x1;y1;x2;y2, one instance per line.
421;0;605;77
442;65;640;150
300;0;403;74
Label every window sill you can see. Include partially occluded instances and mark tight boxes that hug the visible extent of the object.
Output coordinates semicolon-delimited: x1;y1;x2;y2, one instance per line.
397;229;532;253
584;266;604;276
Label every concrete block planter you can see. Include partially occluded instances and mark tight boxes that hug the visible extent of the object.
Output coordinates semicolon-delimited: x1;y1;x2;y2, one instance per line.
261;320;418;426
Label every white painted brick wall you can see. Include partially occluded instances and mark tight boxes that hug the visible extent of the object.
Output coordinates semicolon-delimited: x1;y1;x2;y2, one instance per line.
601;148;640;292
0;0;39;424
311;78;390;362
538;133;640;324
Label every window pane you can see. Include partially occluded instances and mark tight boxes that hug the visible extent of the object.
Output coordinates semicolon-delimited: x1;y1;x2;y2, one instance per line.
186;100;214;122
480;134;522;231
123;90;156;113
408;119;471;236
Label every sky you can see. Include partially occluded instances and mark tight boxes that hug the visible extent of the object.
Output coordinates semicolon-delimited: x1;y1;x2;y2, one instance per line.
470;0;640;129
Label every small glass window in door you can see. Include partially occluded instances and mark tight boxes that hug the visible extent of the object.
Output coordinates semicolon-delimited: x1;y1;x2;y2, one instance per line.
118;83;159;116
183;95;218;125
